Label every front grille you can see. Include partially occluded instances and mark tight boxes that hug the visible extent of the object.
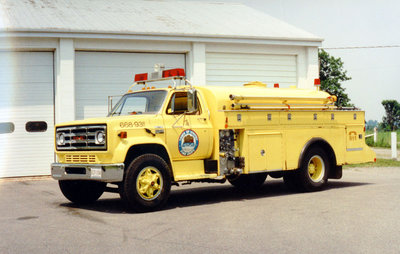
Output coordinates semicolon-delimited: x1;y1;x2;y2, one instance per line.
65;154;97;163
56;125;107;151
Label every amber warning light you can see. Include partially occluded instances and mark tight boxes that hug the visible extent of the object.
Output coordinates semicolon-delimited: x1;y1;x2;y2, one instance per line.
118;131;127;139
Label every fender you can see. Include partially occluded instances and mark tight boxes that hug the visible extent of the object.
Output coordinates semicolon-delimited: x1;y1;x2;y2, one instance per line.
298;137;337;169
113;136;173;164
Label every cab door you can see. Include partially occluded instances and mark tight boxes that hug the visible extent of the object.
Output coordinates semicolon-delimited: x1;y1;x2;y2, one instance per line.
163;91;213;160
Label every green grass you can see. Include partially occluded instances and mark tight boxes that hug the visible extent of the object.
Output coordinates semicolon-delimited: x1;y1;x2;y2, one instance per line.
344;158;400;168
365;130;400;148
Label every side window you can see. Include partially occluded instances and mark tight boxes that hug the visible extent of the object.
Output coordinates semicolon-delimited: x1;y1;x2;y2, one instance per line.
166;92;201;115
0;122;15;134
25;121;47;132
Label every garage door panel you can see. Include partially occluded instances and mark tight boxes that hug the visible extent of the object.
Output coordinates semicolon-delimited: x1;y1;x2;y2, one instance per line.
75;69;136;83
76;52;184;67
0;51;54;177
207;54;295;65
208;75;297;82
207;52;294;60
0;52;52;66
206;64;297;72
206;58;295;66
0;66;53;83
206;69;297;77
75;52;185;120
0;83;55;107
206;52;297;88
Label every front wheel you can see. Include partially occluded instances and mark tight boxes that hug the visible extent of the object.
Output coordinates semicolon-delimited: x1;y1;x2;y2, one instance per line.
59;180;106;204
121;154;171;212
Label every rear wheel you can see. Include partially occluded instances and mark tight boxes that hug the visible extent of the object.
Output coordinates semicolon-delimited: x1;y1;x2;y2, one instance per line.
121;154;171;212
287;147;330;192
59;180;106;204
227;172;267;190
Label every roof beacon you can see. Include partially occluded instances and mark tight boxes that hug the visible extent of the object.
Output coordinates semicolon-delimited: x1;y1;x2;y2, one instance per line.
134;73;148;82
134;68;185;84
314;78;321;91
162;68;185;78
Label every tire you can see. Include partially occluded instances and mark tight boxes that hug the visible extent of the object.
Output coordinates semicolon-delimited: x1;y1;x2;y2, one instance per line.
227;172;267;190
294;147;330;192
59;180;106;204
121;154;171;212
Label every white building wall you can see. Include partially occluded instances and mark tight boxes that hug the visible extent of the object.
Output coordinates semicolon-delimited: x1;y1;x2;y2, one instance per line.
190;42;206;86
306;47;320;88
55;38;75;123
206;43;318;89
0;37;320;119
0;36;320;120
0;35;320;177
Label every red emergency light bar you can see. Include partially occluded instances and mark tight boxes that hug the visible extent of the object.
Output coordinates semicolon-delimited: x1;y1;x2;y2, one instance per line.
134;68;185;83
162;68;185;78
134;73;148;82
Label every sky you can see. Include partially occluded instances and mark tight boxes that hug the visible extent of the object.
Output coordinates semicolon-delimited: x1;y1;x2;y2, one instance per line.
196;0;400;121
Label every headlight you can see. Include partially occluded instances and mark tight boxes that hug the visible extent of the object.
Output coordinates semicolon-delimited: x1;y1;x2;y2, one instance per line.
56;133;65;146
95;130;106;144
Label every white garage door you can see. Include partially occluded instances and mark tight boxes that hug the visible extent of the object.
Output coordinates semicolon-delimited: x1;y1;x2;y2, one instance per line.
206;52;297;88
0;52;54;177
75;52;185;120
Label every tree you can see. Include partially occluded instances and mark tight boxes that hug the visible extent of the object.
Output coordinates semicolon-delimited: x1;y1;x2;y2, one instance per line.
381;100;400;131
366;120;378;131
319;49;353;107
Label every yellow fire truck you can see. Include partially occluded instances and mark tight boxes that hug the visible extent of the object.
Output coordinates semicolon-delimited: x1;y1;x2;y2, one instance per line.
51;68;375;212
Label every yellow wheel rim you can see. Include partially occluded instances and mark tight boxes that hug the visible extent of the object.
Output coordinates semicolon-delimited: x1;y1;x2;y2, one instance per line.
308;155;325;182
136;166;163;201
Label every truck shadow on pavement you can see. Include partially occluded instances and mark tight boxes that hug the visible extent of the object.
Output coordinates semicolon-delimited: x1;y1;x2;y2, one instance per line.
60;180;370;214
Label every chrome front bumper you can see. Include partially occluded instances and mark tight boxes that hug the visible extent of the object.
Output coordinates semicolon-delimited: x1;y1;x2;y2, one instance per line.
51;163;124;182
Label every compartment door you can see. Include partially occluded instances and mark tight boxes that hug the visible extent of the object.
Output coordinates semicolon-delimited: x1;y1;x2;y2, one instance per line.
345;124;364;151
248;132;283;173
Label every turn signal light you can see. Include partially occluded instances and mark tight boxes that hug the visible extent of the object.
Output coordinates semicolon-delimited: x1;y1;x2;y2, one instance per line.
118;131;127;139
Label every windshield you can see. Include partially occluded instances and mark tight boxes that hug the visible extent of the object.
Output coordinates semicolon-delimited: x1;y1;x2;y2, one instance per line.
109;90;167;116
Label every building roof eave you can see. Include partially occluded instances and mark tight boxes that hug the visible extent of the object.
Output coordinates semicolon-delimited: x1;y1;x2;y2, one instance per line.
0;30;323;47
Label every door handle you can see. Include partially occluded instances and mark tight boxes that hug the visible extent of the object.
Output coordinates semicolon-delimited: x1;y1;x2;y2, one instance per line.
197;117;207;121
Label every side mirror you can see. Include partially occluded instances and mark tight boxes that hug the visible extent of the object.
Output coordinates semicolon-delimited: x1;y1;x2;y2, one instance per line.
170;93;176;114
187;89;198;113
108;96;113;115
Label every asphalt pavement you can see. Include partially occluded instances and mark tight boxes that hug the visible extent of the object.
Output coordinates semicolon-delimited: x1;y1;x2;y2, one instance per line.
1;167;400;254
